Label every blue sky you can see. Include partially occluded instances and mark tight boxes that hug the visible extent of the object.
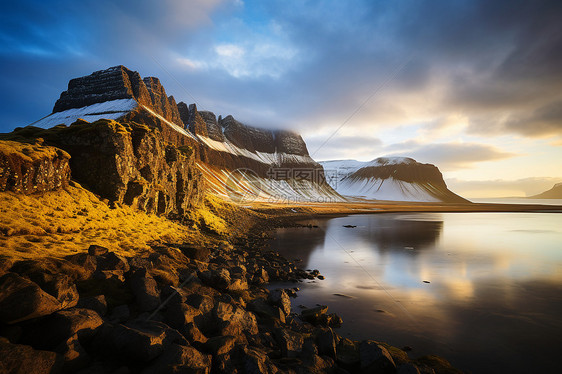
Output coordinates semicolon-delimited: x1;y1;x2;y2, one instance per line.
1;0;561;197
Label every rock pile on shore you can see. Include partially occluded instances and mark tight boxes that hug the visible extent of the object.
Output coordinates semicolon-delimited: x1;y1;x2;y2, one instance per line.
0;239;460;373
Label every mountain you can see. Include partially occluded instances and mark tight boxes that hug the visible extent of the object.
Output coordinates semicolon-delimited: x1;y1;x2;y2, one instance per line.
26;65;340;204
529;183;562;199
320;157;469;203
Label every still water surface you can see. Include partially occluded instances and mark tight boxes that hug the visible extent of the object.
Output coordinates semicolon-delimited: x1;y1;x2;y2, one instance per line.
271;213;562;373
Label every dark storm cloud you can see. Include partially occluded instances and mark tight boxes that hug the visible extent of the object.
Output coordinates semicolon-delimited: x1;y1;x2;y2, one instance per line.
0;0;561;145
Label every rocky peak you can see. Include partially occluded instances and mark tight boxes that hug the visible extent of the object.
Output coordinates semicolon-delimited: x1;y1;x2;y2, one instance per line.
142;77;182;125
176;102;190;128
198;111;224;142
186;104;208;137
220;116;275;154
273;130;309;156
53;66;183;127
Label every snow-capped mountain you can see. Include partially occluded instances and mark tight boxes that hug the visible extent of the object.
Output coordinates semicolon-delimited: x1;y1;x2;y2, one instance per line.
320;158;469;203
30;65;341;203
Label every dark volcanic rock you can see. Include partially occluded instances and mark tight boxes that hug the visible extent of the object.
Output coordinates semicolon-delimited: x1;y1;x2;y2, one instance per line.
0;337;63;374
0;272;62;324
359;340;396;373
53;65;152;113
0;140;71;194
199;111;225;142
21;308;103;350
130;268;160;312
93;320;186;363
273;130;309;156
176;101;190;128
187;104;209;137
143;77;182;125
220;115;275;153
9;119;203;215
141;343;211;374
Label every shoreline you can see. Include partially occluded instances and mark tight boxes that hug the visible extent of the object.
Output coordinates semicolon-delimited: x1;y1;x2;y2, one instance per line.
2;193;560;373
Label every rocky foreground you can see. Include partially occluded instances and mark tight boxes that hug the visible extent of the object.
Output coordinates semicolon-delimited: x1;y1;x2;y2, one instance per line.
0;232;461;374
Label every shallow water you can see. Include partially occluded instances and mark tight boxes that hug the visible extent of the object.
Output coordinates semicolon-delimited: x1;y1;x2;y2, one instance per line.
270;212;562;374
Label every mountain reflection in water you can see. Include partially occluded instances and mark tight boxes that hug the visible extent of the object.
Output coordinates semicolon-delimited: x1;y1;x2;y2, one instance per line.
270;213;562;374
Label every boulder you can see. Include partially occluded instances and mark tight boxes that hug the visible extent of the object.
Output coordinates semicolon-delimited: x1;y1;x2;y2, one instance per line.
77;295;108;316
198;269;231;290
41;274;80;309
181;322;208;346
97;252;129;272
239;346;279;374
274;328;304;359
214;301;258;336
164;303;201;329
268;289;291;316
0;139;71;194
0;272;62;324
247;298;286;324
108;304;130;324
336;338;360;368
93;320;185;363
130;268;160;312
300;305;328;324
65;254;97;280
57;334;91;373
359;340;396;373
141;343;211;374
88;245;109;256
315;327;337;359
397;363;422;374
179;245;211;262
0;257;13;277
204;335;236;356
21;308;103;350
0;337;63;374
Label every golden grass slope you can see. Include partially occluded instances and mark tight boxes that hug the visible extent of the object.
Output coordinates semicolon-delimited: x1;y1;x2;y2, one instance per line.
0;183;197;260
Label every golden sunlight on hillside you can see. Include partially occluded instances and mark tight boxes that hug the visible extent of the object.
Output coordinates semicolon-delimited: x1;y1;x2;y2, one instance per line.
0;184;197;260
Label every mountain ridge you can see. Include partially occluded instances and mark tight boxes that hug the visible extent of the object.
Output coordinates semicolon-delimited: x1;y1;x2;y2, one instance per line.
529;183;562;199
321;157;469;203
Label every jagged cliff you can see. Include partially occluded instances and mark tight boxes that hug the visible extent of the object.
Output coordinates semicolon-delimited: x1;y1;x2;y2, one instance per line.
27;65;340;204
321;157;469;203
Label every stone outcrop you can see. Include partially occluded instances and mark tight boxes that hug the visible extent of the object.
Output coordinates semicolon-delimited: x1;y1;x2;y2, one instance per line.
27;65;340;201
52;65;184;127
0;140;70;194
142;77;183;125
5;119;203;215
0;231;462;374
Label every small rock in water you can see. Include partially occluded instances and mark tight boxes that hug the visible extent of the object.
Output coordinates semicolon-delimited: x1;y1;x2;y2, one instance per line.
423;280;430;284
333;293;353;299
317;275;325;280
343;225;357;228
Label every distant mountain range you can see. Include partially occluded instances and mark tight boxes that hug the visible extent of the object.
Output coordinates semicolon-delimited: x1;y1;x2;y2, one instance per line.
529;183;562;199
3;65;471;205
320;157;469;203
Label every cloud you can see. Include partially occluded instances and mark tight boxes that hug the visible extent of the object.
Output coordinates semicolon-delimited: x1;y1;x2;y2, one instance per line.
384;142;517;170
446;177;562;198
503;100;562;137
1;0;561;160
304;135;384;161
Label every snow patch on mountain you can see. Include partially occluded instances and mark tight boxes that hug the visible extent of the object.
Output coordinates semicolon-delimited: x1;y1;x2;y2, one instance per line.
31;99;138;128
336;177;441;202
